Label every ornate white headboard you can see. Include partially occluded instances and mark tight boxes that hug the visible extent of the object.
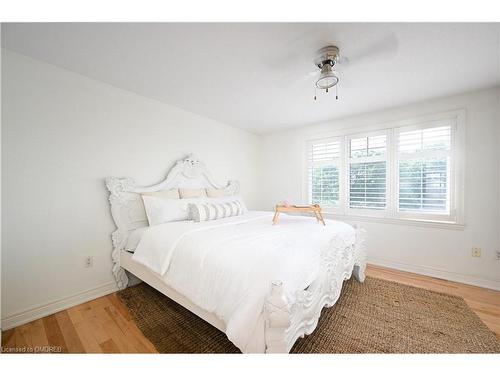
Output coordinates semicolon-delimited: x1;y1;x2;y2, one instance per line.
106;154;239;288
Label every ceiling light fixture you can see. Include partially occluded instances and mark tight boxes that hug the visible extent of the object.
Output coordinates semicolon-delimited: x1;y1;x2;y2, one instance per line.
316;61;338;90
313;46;340;101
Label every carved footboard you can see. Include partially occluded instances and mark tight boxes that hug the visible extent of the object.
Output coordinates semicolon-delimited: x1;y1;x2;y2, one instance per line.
264;226;367;353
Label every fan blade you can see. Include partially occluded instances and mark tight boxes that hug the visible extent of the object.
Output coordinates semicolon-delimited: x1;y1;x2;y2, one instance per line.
337;56;349;65
305;70;318;77
296;70;319;84
336;32;398;70
273;70;318;89
266;24;338;70
352;32;398;60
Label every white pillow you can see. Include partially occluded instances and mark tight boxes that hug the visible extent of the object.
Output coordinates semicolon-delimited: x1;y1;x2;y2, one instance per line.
179;188;207;199
189;197;248;222
206;188;227;198
142;189;179;199
142;195;205;226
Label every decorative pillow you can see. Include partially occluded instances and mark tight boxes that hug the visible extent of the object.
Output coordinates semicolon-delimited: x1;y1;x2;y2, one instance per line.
206;188;227;198
189;197;247;222
141;189;179;199
215;195;249;213
179;188;207;199
142;195;205;225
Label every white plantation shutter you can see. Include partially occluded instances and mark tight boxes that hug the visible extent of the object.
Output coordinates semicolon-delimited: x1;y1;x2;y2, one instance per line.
303;111;462;224
348;134;387;210
397;125;452;214
307;138;340;207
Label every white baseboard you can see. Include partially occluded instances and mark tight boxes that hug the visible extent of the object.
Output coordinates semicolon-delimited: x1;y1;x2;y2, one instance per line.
368;257;500;291
1;281;118;330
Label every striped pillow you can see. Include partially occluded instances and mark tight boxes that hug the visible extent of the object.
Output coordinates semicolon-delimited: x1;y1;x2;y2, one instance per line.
189;199;247;222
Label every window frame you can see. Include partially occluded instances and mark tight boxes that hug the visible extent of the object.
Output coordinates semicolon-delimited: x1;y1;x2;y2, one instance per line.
393;119;456;223
345;129;390;218
305;136;343;213
302;109;465;229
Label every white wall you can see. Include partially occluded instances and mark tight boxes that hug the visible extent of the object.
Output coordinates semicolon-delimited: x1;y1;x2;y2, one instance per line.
261;87;500;290
1;50;262;327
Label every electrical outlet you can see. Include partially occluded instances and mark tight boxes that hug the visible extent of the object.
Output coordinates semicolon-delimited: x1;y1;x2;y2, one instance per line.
471;247;481;258
85;256;94;268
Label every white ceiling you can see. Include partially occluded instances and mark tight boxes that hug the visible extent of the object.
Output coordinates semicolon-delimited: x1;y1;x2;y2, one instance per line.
2;23;499;134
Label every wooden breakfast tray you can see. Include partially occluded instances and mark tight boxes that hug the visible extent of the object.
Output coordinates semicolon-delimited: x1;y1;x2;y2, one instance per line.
272;204;325;225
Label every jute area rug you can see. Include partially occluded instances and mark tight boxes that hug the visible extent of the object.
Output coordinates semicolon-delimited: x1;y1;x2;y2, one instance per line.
117;276;500;353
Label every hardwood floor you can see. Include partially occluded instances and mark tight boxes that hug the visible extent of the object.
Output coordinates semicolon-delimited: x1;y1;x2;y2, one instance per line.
2;264;499;353
1;294;158;353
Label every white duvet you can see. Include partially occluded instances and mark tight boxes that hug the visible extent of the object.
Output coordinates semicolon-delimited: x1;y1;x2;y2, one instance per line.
132;211;356;352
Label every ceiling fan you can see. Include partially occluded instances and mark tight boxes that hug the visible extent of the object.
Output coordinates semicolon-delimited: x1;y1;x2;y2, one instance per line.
269;29;398;101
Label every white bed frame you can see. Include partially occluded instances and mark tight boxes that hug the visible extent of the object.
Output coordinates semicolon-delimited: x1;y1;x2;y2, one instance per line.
106;154;366;353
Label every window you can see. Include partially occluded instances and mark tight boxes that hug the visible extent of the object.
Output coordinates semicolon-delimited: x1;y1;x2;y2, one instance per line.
304;111;463;226
348;134;387;211
396;124;453;220
307;138;340;208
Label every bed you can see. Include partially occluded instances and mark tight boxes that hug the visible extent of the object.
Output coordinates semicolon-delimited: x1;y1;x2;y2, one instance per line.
106;154;366;353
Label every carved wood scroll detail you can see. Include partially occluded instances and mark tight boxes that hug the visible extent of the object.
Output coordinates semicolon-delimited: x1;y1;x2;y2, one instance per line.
264;226;367;353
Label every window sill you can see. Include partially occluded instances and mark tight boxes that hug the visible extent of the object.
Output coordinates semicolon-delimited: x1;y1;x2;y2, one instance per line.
322;212;465;231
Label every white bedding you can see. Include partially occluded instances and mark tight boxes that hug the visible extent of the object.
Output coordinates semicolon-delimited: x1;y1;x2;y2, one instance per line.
132;211;356;352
